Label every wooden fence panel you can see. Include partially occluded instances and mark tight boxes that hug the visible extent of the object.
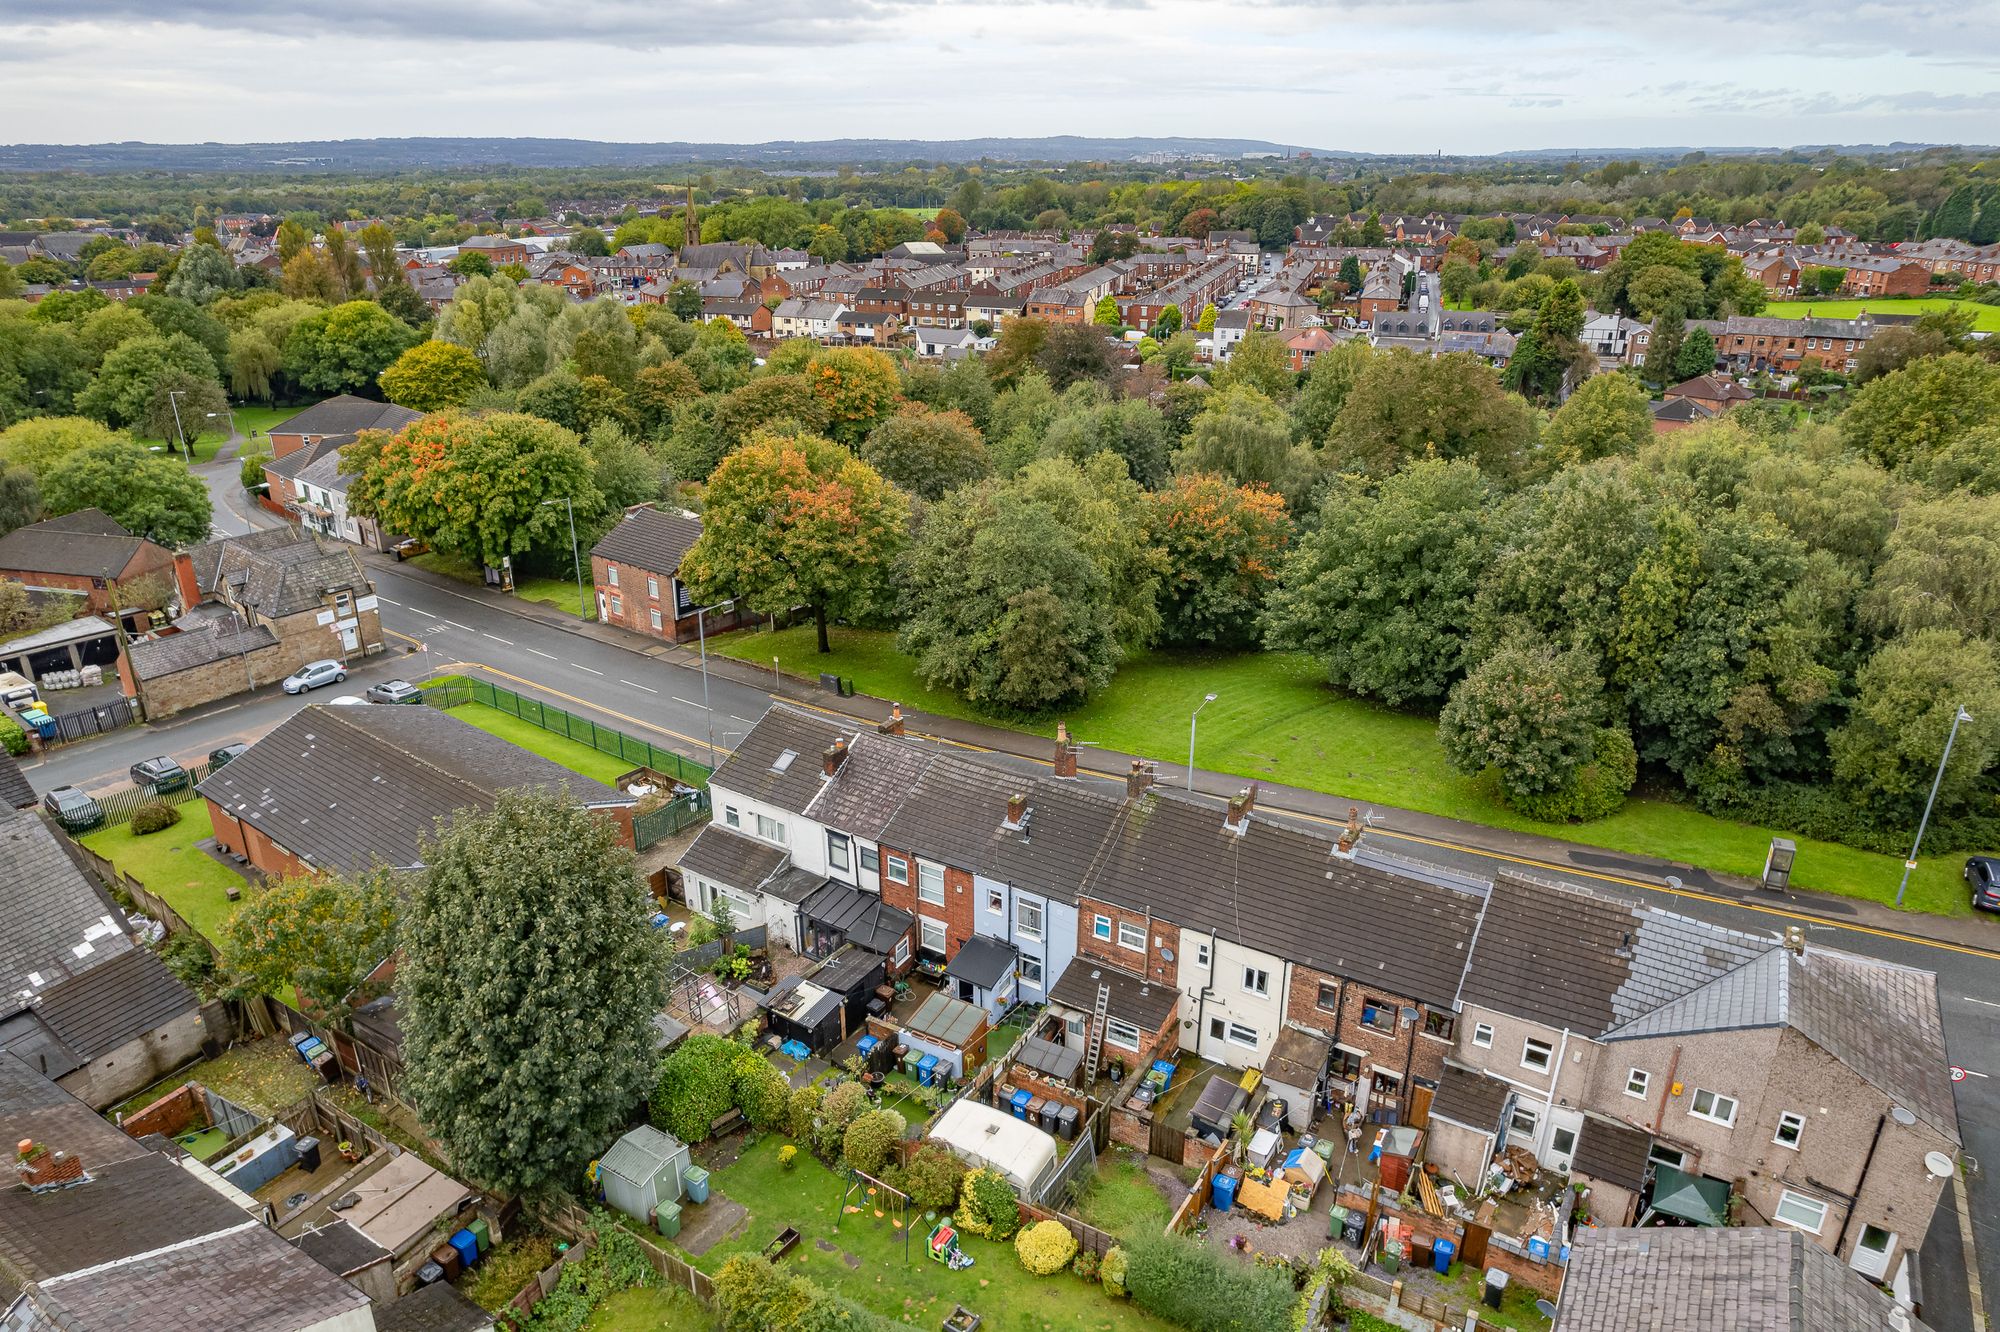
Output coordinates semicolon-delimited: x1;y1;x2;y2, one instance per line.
1148;1116;1186;1164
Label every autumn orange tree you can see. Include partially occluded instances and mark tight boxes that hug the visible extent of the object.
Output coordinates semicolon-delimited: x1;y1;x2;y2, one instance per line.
1154;472;1291;648
679;428;909;653
217;866;399;1023
803;346;901;446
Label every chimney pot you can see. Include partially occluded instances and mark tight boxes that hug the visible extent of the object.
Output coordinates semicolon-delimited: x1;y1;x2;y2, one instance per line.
1126;760;1154;798
1336;806;1361;854
822;739;848;777
878;703;905;737
1006;792;1028;826
1053;723;1077;779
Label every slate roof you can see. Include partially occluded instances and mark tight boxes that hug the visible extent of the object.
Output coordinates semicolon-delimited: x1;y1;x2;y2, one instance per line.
375;1281;498;1332
945;935;1016;991
0;749;34;809
1429;1062;1511;1132
1572;1113;1653;1192
677;823;788;892
986;781;1125;907
0;805;129;1001
183;527;373;619
1553;1226;1935;1332
1264;1026;1331;1092
0;1149;252;1284
805;732;932;841
30;945;196;1059
0;509;151;579
290;1219;389;1277
589;504;704;576
268;394;422;440
196;703;632;872
878;753;1015;872
259;436;345;482
708;704;855;813
126;617;279;681
1049;959;1176;1032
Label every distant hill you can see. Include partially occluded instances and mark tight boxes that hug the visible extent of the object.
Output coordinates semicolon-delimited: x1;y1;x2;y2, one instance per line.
0;136;1346;173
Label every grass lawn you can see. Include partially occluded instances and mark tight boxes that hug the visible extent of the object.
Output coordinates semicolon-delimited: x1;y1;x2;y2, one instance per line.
685;1136;1179;1332
584;1285;714;1331
111;1039;319;1120
1758;297;2000;332
129;403;320;463
712;626;1966;916
409;549;598;621
80;803;249;941
444;701;634;785
1069;1150;1173;1239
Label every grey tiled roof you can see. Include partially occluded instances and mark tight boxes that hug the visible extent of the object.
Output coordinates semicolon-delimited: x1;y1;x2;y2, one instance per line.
1049;959;1175;1032
126;617;279;681
260;435;345;482
1553;1226;1934;1332
589;504;703;576
0;1150;249;1285
805;732;932;841
196;703;631;872
290;1219;389;1277
184;527;373;619
677;823;788;892
709;705;857;814
878;753;1015;872
374;1281;498;1332
945;935;1015;990
1429;1062;1511;1132
0;749;34;808
268;394;421;440
987;781;1125;907
31;945;196;1059
0;509;150;579
1571;1113;1652;1192
0;805;129;1001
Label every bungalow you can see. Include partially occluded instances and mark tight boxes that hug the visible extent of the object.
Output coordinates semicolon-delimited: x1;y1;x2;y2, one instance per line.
0;509;174;623
589;504;753;644
913;325;978;359
770;298;848;341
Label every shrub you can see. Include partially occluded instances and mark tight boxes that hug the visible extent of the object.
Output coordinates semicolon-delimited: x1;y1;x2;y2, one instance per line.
1509;725;1637;823
779;1144;798;1171
786;1083;824;1140
733;1052;791;1130
956;1167;1021;1240
239;447;272;491
1123;1231;1296;1332
815;1080;872;1157
1101;1245;1129;1298
843;1108;906;1175
715;1254;814;1332
130;801;182;835
902;1142;968;1212
650;1033;741;1142
0;710;23;757
1073;1247;1101;1283
156;933;218;997
1015;1219;1079;1275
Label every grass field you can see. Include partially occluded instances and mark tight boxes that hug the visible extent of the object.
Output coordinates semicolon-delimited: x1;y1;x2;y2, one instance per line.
1758;297;2000;331
444;700;633;785
1070;1150;1174;1239
711;625;1967;916
409;550;598;621
132;402;317;462
80;803;248;941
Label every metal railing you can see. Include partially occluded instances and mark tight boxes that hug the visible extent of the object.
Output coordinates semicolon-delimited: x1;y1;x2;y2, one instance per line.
419;678;713;789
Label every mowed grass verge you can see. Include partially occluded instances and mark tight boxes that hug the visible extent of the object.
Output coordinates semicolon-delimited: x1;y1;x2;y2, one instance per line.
443;701;634;786
711;625;1967;916
1757;297;2000;332
409;550;598;621
80;802;247;941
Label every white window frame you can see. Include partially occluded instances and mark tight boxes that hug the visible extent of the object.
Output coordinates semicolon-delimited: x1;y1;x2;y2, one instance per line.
1015;898;1043;941
606;565;619;587
649;608;663;631
1116;921;1146;953
827;832;851;873
1648;1143;1687;1171
723;805;741;829
755;812;785;845
647;575;659;600
1521;1038;1553;1072
985;886;1004;915
918;916;947;956
1019;955;1043;987
917;862;945;906
1774;1190;1828;1234
1508;1102;1540;1138
1242;966;1269;997
1093;915;1112;941
1625;1069;1650;1099
886;854;909;885
1472;1022;1493;1049
1360;998;1395;1034
609;593;623;617
1774;1111;1806;1150
892;937;910;965
1194;941;1211;969
1208;1017;1258;1050
1103;1018;1141;1052
1689;1088;1738;1127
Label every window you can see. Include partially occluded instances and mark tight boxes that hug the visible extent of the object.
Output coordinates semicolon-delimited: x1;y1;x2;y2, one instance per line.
1104;1018;1141;1052
650;608;663;631
1067;1015;1086;1040
1774;1190;1828;1234
1371;1069;1401;1096
893;937;910;965
1472;1023;1493;1049
1242;966;1269;997
1316;981;1339;1013
860;845;880;875
1020;955;1043;987
886;855;909;885
1117;921;1146;952
1648;1144;1687;1171
1551;1126;1577;1158
609;594;623;617
1509;1103;1540;1137
723;805;741;829
1422;1011;1455;1041
755;813;785;844
647;576;659;600
1689;1089;1738;1127
1775;1112;1806;1150
1093;915;1112;942
985;886;1004;915
1331;1047;1363;1080
1208;1018;1259;1049
1016;899;1043;941
607;565;619;587
1625;1069;1650;1099
1360;999;1395;1033
334;590;354;616
917;862;945;906
1194;941;1210;969
1521;1038;1553;1072
919;917;947;956
1856;1225;1895;1267
827;833;851;873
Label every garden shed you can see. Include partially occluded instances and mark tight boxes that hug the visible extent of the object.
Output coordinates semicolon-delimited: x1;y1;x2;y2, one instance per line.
600;1125;691;1225
899;991;989;1079
764;944;884;1055
931;1099;1060;1198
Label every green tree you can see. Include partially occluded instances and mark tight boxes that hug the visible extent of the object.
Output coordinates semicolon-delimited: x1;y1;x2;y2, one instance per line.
632;359;703;436
40;438;212;544
140;370;228;453
75;332;220;428
1337;254;1364;293
163;244;238;306
218;867;398;1024
1174;385;1315;506
568;227;610;257
1153;473;1290;648
1675;326;1717;380
1839;352;2000;474
1035;323;1114;391
680;429;909;653
1330;349;1535;479
1542;373;1652;469
445;251;493;279
1038;393;1173;489
283;300;421;396
1288;340;1375;447
1264;458;1493;706
1439;642;1609;812
666;281;703;320
379;339;487;411
1153;304;1184;338
860;403;989;500
1861;493;2000;641
1830;629;2000;822
399;790;665;1196
0;469;39;537
712;373;832;453
803;346;902;445
1217;331;1295;402
1196;303;1218;334
986;318;1051;389
1929;186;1977;241
0;415;125;479
1093;295;1122;327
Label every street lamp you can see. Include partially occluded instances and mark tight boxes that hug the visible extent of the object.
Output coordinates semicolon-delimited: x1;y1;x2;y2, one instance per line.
692;597;737;766
204;407;237;443
165;389;193;461
1896;704;1972;907
539;498;589;619
1188;692;1217;792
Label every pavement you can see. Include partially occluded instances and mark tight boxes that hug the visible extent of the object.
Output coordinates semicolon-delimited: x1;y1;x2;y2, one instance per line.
25;449;1996;1329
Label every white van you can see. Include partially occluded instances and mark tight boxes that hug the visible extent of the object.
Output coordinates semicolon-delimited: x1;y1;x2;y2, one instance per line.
0;672;38;711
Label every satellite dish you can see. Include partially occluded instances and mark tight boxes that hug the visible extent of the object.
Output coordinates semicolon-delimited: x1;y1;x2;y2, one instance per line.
1890;1105;1917;1127
1399;1007;1420;1026
1924;1151;1955;1179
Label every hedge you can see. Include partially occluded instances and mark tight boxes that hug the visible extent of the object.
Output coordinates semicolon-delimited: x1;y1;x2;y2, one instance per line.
1122;1231;1296;1332
0;711;24;756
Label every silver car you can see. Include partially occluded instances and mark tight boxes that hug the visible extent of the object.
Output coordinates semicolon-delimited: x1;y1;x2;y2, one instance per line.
282;659;346;694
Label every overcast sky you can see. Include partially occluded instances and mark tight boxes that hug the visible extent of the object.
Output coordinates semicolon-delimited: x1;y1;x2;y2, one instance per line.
3;0;1996;153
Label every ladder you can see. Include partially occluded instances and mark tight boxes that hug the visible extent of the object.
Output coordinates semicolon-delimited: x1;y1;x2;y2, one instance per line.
1084;982;1110;1077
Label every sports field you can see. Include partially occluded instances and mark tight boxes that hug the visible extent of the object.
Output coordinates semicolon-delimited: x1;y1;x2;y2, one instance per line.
1758;297;2000;331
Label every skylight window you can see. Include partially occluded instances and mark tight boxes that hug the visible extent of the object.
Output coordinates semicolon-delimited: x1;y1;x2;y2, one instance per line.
771;749;797;773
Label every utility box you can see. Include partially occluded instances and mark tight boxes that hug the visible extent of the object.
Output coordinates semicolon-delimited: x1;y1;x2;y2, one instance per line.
1762;838;1797;891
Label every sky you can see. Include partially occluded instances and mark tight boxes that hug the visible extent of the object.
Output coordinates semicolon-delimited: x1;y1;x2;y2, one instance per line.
2;0;1997;153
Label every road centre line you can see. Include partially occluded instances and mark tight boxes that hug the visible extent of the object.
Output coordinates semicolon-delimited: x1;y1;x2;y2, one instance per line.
621;680;658;694
571;663;604;675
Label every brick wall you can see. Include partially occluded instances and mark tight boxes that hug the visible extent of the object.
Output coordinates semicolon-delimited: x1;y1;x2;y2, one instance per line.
208;799;309;877
1076;896;1178;988
880;844;976;962
1001;1068;1086;1117
120;1080;205;1138
136;640;297;718
1285;963;1446;1110
1331;1184;1563;1297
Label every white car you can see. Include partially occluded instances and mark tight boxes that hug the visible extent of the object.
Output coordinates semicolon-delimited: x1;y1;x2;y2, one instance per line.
328;695;367;706
282;659;346;694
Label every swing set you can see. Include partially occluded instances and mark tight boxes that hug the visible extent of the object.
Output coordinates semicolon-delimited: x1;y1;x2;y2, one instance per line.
834;1166;913;1264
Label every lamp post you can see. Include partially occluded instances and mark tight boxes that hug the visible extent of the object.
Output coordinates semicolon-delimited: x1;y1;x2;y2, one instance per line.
1188;692;1217;791
166;389;192;461
1896;705;1972;908
539;497;589;619
204;407;237;446
692;597;737;766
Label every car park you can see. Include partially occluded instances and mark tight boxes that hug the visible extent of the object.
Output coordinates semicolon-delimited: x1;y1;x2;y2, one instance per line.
365;679;424;705
1967;857;2000;912
130;756;190;792
283;660;346;694
42;786;104;833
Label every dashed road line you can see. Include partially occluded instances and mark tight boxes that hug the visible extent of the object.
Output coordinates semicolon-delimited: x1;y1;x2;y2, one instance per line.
621;680;658;694
376;596;401;607
571;663;604;675
409;606;435;618
482;633;512;644
527;648;557;660
672;696;701;708
444;620;474;632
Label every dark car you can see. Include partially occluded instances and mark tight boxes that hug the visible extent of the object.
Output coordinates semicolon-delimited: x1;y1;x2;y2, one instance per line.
365;678;424;705
42;785;104;833
1967;857;2000;913
390;537;427;561
130;756;190;793
208;742;249;771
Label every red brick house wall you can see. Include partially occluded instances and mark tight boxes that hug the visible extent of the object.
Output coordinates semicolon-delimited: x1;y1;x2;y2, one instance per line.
1287;964;1450;1119
207;799;309;877
589;553;753;645
1075;895;1179;988
0;544;173;615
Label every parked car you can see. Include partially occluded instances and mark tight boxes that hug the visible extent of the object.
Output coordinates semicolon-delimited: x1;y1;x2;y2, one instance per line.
1967;857;2000;913
42;785;104;833
283;660;345;694
208;742;248;770
365;679;423;705
328;695;367;706
390;537;427;561
130;756;190;793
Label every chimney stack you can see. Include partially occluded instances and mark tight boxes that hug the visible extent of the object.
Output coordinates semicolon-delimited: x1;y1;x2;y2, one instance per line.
1053;723;1077;779
822;738;848;778
1336;806;1361;854
15;1140;84;1192
877;703;905;738
1126;760;1154;798
1005;792;1028;828
1224;785;1258;835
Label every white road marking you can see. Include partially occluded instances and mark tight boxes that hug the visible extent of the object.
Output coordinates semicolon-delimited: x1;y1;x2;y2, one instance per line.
672;696;702;708
1963;996;2000;1010
571;663;604;675
482;633;512;644
527;648;558;660
444;620;474;632
730;715;753;725
409;606;435;618
621;680;658;694
376;596;401;607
